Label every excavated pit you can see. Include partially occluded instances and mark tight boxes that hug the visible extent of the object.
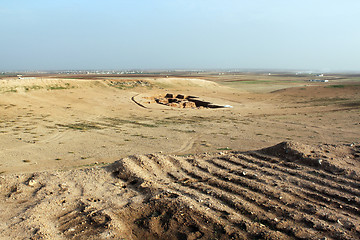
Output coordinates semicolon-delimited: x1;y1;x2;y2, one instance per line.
149;93;227;109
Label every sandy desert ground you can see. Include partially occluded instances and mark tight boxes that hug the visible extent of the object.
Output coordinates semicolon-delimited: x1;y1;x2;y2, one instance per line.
0;72;359;239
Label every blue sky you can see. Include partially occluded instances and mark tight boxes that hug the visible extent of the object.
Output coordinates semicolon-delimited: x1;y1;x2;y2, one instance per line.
1;0;359;71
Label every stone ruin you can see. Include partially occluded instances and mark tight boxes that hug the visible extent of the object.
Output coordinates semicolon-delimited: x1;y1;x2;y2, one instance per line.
151;93;225;109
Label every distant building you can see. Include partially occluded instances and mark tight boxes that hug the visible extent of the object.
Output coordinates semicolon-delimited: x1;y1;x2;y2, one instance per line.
309;79;328;82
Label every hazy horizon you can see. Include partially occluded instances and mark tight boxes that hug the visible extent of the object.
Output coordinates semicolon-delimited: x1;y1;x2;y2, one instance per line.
1;0;359;72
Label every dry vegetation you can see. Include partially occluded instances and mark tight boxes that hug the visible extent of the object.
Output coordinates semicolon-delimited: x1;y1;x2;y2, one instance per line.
0;72;359;239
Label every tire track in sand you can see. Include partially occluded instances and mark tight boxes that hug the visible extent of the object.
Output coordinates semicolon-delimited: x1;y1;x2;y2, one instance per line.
110;142;360;240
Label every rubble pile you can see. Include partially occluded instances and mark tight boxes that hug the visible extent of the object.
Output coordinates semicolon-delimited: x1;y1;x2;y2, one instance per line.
153;93;222;109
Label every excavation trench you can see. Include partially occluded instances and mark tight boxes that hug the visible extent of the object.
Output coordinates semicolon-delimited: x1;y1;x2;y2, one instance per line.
150;93;231;109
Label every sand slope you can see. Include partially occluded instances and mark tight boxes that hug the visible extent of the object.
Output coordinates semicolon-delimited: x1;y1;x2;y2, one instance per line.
1;76;360;174
1;141;359;239
1;74;360;239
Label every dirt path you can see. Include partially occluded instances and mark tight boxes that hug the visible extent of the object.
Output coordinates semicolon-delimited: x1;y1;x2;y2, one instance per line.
173;136;198;154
